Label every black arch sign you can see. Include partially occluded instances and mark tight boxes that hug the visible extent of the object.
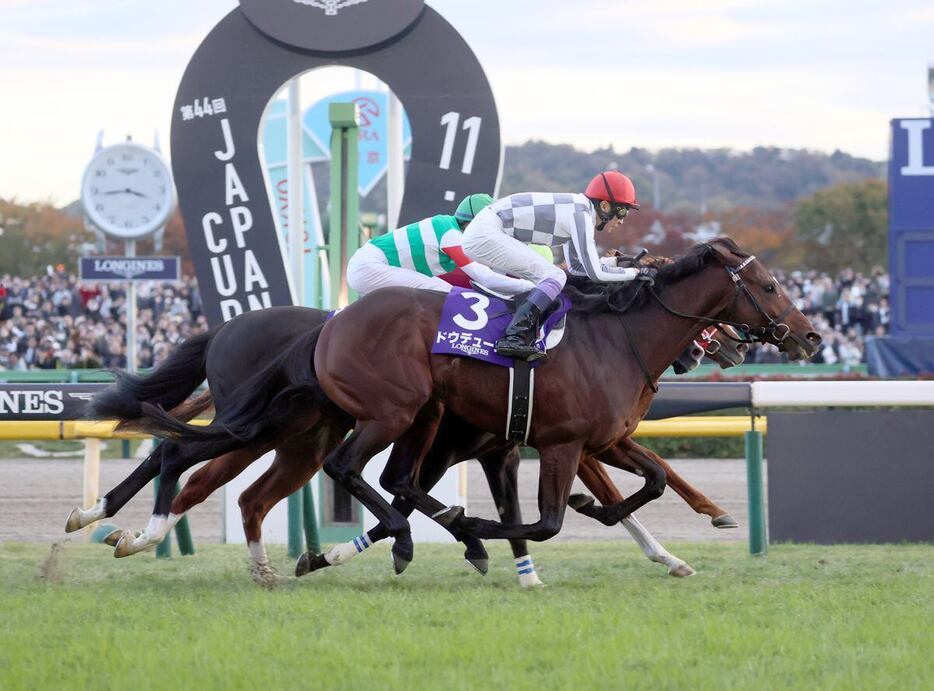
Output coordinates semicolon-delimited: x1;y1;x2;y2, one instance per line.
170;4;501;326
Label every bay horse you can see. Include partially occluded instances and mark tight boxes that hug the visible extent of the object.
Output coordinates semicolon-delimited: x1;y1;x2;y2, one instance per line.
71;305;746;584
308;238;820;570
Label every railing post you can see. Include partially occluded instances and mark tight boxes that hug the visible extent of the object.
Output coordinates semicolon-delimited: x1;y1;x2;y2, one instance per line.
82;438;101;541
287;492;303;558
173;481;195;556
301;483;320;554
745;428;767;555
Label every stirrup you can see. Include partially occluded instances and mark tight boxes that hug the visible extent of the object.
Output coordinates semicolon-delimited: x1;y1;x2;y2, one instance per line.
495;337;546;362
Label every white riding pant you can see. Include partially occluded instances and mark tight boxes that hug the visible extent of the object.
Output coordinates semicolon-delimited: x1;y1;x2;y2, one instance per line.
346;243;452;296
461;214;566;289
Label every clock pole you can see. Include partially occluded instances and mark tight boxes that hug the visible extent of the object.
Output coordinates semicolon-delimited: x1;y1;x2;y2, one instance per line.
125;239;137;372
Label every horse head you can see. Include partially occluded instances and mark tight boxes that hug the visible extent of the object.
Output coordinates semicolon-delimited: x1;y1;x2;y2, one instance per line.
703;239;822;361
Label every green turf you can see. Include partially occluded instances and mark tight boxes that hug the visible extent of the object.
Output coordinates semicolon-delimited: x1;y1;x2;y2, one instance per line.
1;541;932;690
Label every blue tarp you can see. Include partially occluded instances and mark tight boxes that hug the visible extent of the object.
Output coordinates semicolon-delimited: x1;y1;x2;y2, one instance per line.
865;335;934;376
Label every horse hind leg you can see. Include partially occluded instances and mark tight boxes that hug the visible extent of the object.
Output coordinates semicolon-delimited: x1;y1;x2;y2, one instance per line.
650;454;738;529
65;443;166;533
113;440;235;557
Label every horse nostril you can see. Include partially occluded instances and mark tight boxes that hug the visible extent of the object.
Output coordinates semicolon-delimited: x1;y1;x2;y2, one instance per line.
806;332;822;345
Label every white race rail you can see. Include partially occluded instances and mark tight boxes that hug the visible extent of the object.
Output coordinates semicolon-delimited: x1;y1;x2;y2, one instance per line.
751;381;934;407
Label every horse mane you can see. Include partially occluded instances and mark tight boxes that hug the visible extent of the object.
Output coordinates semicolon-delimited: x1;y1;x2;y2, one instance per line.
563;237;749;316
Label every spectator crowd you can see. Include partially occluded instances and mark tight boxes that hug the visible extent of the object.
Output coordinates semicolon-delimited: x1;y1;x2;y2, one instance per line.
746;266;890;366
0;269;207;372
0;264;890;371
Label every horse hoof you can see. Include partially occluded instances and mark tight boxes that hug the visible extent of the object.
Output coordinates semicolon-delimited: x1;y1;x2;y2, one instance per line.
668;563;696;578
65;508;82;533
113;533;134;558
712;513;738;529
465;557;488;575
391;543;412;575
295;552;330;577
568;493;595;511
433;505;464;528
101;528;123;547
250;563;281;589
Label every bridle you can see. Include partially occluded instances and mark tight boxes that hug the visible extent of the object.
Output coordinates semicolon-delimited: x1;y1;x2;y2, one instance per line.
649;253;796;346
607;247;795;394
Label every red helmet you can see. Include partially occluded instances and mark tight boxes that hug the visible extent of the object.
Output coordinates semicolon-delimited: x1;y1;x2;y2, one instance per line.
585;171;640;209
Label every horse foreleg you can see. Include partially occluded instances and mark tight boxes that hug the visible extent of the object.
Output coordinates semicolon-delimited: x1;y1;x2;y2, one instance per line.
452;441;581;542
566;441;666;526
477;447;543;587
239;431;327;587
322;420;416;574
644;453;737;529
575;455;694;577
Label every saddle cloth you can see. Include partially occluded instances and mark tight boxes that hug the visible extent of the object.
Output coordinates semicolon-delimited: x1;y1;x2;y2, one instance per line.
432;287;571;367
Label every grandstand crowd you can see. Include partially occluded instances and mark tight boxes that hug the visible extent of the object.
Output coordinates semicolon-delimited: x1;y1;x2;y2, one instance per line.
0;269;206;371
0;264;890;371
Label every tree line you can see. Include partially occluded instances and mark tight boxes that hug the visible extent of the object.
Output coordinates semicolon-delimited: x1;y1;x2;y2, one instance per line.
0;142;886;278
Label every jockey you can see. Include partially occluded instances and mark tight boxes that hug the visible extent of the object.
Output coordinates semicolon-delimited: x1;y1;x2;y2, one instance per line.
461;171;655;361
346;194;535;297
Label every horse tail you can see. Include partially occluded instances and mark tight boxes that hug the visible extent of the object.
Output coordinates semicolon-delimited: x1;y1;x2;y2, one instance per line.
132;324;334;444
87;329;217;426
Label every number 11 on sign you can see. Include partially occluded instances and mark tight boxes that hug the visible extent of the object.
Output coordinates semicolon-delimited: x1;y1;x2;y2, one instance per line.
439;112;482;174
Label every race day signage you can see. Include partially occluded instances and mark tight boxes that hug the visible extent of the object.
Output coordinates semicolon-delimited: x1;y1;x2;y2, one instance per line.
171;0;502;326
79;256;180;282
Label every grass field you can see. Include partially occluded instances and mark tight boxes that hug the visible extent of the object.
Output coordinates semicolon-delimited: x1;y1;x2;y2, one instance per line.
1;541;932;690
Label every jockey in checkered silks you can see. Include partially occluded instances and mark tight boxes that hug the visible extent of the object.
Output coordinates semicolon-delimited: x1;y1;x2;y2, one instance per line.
347;194;535;297
461;171;656;361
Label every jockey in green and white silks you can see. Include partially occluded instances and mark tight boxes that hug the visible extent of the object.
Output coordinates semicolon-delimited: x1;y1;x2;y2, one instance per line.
346;194;535;297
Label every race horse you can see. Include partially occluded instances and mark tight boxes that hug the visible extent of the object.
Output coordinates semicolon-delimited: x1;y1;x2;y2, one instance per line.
303;238;820;570
69;275;751;584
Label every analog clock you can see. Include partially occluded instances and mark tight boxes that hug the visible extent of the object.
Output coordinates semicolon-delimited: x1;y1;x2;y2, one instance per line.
81;142;176;240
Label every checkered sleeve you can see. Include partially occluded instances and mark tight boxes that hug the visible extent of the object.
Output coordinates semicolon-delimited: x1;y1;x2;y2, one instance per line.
568;210;639;283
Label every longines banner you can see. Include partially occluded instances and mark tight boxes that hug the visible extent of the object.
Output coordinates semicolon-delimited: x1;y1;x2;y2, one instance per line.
0;385;101;421
79;257;180;282
171;0;502;326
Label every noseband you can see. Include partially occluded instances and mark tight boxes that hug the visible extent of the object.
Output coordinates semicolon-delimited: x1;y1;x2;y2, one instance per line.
649;253;795;347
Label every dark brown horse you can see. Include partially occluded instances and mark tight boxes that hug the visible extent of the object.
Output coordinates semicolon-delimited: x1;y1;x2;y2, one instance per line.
311;239;821;570
72;304;746;583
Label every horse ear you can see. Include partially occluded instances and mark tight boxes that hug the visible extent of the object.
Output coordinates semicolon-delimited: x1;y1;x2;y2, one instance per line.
706;238;739;264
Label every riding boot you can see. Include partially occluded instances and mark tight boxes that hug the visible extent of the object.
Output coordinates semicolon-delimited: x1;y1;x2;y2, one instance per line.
495;300;545;361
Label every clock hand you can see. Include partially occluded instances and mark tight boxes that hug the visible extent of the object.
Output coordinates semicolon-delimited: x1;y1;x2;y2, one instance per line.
126;189;149;198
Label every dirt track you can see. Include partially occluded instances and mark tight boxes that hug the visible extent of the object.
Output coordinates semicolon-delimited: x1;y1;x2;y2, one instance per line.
0;457;758;543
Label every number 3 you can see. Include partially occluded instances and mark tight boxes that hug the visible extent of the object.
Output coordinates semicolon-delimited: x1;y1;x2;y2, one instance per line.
453;292;489;330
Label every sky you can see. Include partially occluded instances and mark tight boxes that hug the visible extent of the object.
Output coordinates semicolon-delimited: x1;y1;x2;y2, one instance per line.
0;0;932;204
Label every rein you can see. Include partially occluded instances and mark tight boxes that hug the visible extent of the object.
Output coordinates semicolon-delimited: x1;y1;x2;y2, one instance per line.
648;253;795;345
606;283;659;394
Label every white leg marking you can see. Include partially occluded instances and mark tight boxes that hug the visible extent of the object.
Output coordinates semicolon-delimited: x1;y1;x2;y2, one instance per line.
324;533;371;566
621;516;695;577
114;513;182;557
515;554;545;588
65;497;108;532
247;540;279;587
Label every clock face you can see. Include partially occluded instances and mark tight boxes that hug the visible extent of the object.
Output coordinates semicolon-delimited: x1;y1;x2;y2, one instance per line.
81;143;176;239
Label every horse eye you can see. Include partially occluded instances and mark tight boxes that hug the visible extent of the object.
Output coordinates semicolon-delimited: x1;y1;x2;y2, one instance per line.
765;284;775;293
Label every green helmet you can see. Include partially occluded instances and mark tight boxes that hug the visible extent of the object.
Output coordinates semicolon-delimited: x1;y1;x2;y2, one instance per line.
454;193;494;223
